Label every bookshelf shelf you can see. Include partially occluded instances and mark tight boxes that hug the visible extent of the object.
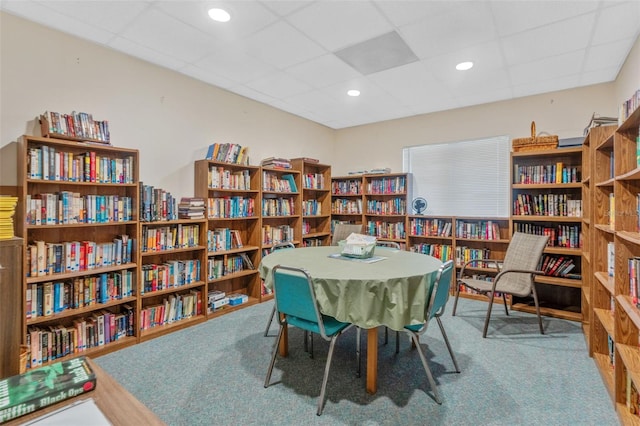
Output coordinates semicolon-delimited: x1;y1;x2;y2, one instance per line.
585;98;640;422
16;135;140;368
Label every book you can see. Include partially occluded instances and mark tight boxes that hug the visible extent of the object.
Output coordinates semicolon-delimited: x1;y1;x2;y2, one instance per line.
0;356;97;424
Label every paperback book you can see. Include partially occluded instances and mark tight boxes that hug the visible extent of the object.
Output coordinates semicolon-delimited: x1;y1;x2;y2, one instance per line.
0;357;97;424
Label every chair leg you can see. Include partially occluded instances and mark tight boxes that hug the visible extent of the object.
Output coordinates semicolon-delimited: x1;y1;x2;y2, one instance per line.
532;286;545;335
452;280;461;316
395;330;400;354
356;327;362;378
436;317;460;373
264;325;285;388
408;331;442;404
264;305;276;337
483;290;497;338
317;335;340;416
384;327;389;344
502;293;509;316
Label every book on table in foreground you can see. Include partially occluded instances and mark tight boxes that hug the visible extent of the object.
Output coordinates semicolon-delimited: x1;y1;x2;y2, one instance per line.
0;356;97;424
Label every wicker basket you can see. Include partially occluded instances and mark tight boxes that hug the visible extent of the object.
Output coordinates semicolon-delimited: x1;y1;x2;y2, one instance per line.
512;121;559;152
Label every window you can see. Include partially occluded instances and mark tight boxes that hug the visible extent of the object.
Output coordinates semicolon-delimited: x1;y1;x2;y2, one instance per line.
402;135;510;217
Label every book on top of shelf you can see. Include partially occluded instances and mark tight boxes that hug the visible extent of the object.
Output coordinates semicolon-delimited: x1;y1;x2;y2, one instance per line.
0;356;96;424
261;157;291;169
290;157;319;163
368;168;391;174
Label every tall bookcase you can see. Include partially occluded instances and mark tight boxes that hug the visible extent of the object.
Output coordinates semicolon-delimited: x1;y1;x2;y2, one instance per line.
363;173;408;248
510;147;584;321
16;135;140;367
290;159;331;247
0;237;23;377
588;105;640;423
260;167;301;251
138;218;207;341
331;175;364;236
194;160;262;312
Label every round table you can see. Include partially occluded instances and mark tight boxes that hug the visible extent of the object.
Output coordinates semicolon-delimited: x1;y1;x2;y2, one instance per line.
258;245;442;394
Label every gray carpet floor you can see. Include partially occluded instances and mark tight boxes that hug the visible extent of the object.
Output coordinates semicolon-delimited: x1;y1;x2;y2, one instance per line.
95;298;618;425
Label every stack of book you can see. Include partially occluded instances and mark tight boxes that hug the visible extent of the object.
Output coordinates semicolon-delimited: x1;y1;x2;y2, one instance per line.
0;195;18;240
178;197;205;220
261;157;291;169
205;143;248;165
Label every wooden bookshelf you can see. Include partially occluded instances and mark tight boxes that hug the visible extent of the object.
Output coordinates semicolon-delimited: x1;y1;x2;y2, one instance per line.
510;146;585;321
362;173;409;249
290;158;332;247
194;160;263;309
16;135;140;368
0;237;23;378
331;175;365;240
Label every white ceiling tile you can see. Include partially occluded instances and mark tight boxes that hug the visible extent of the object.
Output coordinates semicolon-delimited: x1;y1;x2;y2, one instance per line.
373;1;452;27
261;0;314;17
242;20;326;69
584;39;634;73
455;87;513;109
512;74;582;99
579;67;620;86
178;64;237;90
284;54;361;89
592;1;640;45
491;0;599;37
118;7;216;63
400;2;497;60
509;50;585;86
501;12;596;66
286;1;391;51
109;36;187;70
193;47;275;84
155;0;278;43
245;71;313;99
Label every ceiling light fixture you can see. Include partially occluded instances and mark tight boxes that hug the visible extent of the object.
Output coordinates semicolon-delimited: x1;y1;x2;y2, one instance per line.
456;61;473;71
347;89;360;97
208;8;231;22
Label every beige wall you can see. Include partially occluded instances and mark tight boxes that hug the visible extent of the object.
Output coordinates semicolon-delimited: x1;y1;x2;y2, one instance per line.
1;11;638;186
0;12;335;197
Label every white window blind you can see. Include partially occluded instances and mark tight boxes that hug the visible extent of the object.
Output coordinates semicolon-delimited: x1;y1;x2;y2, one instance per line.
402;135;510;217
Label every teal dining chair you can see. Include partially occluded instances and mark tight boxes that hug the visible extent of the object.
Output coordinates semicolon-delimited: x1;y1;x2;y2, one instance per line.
263;242;296;337
398;259;460;404
264;265;356;416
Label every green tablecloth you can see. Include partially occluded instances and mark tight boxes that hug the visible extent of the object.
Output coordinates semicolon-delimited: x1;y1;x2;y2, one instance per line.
258;246;442;331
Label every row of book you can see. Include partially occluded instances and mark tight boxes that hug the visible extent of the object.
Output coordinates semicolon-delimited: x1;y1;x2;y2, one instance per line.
410;243;453;261
140;260;201;294
513;193;581;217
206;143;248;165
208;166;252;190
42;110;110;142
141;224;200;253
512;224;581;249
262;224;294;246
366;176;406;194
262;197;296;216
27;147;132;182
140;183;178;222
0;195;18;240
619;89;640;122
513;163;580;184
540;255;578;278
26;237;134;277
455;220;502;240
302;172;325;189
302;200;322;216
262;172;297;192
207;255;251;280
28;306;135;366
25;193;134;225
26;271;134;319
331;179;362;195
206;196;255;218
207;228;244;252
332;198;362;214
365;220;405;240
455;246;492;267
409;217;452;237
140;291;202;330
365;198;407;215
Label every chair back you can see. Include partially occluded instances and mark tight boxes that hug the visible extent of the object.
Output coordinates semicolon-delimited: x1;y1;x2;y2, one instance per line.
500;232;549;295
376;241;401;249
270;242;295;253
272;265;328;338
332;223;364;245
425;260;455;321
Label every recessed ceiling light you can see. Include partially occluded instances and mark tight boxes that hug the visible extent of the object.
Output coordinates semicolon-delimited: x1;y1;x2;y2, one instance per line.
456;61;473;71
347;89;360;97
208;8;230;22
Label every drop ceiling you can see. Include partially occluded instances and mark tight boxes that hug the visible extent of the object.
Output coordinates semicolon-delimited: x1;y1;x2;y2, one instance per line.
2;1;639;129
